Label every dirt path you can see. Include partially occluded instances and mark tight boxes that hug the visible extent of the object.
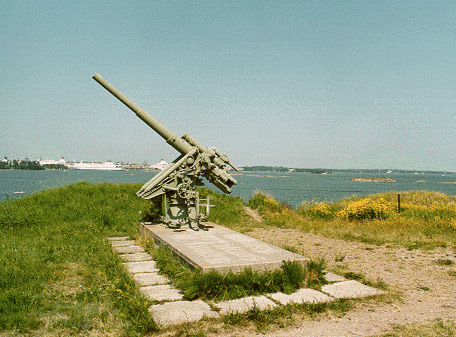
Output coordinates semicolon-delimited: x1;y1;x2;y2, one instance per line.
240;227;456;336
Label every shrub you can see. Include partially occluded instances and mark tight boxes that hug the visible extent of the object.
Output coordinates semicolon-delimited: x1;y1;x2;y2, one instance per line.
337;197;394;221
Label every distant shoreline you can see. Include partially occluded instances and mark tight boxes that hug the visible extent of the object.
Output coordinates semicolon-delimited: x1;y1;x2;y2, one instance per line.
239;166;454;175
350;177;396;183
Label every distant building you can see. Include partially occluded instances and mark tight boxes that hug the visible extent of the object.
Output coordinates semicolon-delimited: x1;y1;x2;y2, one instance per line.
39;157;66;166
67;161;122;170
149;160;169;171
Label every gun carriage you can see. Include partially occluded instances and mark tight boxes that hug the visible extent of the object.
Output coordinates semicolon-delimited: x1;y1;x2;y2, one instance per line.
92;74;238;230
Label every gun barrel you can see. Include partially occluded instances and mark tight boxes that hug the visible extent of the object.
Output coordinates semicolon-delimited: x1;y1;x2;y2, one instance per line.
92;73;192;154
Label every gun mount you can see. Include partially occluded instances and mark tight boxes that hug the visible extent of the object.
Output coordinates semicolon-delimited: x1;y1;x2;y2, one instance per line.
92;74;238;230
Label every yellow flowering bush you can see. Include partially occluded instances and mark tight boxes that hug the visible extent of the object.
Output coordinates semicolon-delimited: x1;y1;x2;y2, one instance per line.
337;197;394;221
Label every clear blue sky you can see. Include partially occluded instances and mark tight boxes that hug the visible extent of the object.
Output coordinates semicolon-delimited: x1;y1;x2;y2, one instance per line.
1;1;455;171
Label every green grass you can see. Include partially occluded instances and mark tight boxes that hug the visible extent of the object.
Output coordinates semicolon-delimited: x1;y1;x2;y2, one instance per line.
5;183;441;335
0;182;157;335
435;259;455;266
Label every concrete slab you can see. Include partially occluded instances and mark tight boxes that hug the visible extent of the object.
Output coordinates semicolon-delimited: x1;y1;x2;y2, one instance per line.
324;271;347;283
140;222;309;273
321;280;384;299
110;240;137;247
113;245;145;254
214;295;277;315
133;272;170;286
149;300;218;326
140;284;184;301
119;252;153;262
269;288;333;305
123;261;158;274
107;236;130;241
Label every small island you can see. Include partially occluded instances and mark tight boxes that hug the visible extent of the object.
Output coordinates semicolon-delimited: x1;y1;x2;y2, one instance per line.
350;177;396;183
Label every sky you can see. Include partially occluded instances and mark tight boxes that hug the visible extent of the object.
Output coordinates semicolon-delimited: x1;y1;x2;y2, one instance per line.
1;1;455;171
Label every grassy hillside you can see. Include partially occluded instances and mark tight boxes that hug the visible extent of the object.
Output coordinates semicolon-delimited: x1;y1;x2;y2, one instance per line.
1;183;455;335
249;190;456;249
0;182;156;335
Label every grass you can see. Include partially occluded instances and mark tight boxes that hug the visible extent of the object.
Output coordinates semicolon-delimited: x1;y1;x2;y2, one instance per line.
3;183;451;335
0;183;347;336
0;182;157;335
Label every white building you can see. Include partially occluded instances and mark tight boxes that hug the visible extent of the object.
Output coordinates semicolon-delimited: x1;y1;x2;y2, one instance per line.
149;160;169;171
39;157;66;166
67;161;122;171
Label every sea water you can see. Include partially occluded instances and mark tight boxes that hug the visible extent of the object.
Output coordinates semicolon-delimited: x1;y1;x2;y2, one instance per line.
1;169;455;207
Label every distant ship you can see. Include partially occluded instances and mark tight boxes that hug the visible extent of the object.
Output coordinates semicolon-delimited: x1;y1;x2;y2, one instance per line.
68;161;122;171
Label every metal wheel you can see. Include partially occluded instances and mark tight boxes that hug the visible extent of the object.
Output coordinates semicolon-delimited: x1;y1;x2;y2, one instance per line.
177;182;193;199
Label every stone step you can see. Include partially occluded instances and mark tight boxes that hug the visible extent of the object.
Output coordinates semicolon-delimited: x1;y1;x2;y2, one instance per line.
107;236;130;241
149;300;218;327
123;261;158;274
269;288;333;305
140;284;184;301
214;295;277;315
113;245;145;254
110;240;138;247
119;252;153;262
321;280;385;299
133;272;170;286
324;271;347;283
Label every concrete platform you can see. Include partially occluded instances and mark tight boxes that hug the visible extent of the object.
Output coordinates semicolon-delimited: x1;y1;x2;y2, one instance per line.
140;222;309;273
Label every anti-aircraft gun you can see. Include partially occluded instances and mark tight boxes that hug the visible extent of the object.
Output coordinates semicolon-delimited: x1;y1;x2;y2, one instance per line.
92;74;238;230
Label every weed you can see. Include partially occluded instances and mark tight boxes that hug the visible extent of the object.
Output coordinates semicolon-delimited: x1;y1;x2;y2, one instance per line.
344;271;364;281
435;259;455;266
335;253;346;262
304;258;327;289
283;245;300;254
384;318;456;337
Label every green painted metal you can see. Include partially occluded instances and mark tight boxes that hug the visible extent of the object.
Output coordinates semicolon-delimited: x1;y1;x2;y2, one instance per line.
92;73;238;230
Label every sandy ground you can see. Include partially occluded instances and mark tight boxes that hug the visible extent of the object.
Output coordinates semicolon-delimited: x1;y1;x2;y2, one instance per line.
232;227;456;337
